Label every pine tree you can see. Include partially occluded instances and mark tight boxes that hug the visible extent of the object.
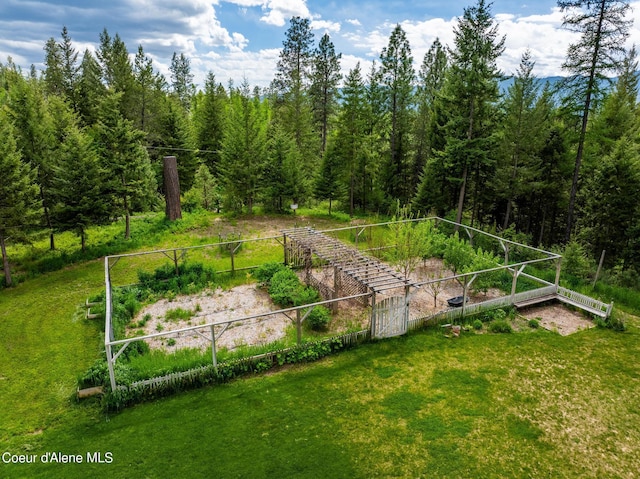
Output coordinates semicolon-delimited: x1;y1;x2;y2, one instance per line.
558;0;632;241
92;92;156;239
6;76;56;249
442;0;505;227
412;39;448;208
333;63;368;216
586;46;638;160
192;72;226;174
170;52;195;111
525;94;572;246
379;24;415;205
261;123;303;213
50;122;109;251
43;37;64;97
272;16;318;176
184;163;222;212
0;111;40;286
578;136;640;265
132;44;166;135
496;50;545;230
220;83;268;214
77;49;107;127
97;29;135;119
411;38;448;213
59;26;79;110
309;33;341;156
156;96;199;191
314;139;344;215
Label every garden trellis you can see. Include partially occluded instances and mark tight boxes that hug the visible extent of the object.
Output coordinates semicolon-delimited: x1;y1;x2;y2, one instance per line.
103;217;613;392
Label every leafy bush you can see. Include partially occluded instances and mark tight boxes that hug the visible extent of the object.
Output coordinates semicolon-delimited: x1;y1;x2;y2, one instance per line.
489;319;513;334
293;286;321;306
472;319;483;330
475;308;508;323
306;306;331;331
253;262;288;285
268;268;302;307
596;312;626;332
79;358;136;389
137;262;216;295
528;318;540;329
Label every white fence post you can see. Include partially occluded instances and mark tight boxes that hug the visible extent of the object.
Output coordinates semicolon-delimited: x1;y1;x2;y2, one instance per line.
210;324;217;369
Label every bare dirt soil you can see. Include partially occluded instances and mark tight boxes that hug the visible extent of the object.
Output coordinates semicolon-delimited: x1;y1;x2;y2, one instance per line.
132;284;291;352
516;303;595;335
130;254;594;351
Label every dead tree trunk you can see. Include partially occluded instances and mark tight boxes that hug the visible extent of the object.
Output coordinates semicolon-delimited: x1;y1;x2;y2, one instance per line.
163;156;182;221
1;233;11;287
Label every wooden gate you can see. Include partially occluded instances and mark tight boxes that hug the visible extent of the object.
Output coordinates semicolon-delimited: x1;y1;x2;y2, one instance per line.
371;295;409;339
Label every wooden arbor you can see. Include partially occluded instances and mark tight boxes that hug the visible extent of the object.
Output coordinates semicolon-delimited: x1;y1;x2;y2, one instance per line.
283;227;418;338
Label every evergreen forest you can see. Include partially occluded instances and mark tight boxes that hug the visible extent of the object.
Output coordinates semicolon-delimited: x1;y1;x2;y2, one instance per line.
1;0;639;288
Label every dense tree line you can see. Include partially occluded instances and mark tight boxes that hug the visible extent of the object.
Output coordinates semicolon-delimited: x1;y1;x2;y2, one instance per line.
1;0;639;287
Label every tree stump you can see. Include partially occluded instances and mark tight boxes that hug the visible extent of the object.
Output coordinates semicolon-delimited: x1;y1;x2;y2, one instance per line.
163;156;182;220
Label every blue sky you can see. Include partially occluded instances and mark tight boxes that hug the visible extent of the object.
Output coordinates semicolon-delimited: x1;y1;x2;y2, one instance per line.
1;1;640;88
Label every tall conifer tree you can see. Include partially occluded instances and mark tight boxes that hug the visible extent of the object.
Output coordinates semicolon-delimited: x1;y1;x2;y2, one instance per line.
558;0;632;241
0;111;40;286
442;0;505;226
379;24;415;206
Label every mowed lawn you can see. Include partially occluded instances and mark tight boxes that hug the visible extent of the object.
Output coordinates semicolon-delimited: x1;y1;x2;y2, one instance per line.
2;226;640;477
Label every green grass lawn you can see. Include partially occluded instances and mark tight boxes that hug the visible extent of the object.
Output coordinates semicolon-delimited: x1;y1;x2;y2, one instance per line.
2;211;640;478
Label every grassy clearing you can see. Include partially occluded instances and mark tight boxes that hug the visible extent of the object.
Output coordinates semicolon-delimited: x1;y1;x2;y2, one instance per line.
2;211;640;478
3;323;640;478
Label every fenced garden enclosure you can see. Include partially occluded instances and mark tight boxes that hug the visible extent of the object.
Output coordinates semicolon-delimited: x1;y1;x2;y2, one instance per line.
101;217;613;394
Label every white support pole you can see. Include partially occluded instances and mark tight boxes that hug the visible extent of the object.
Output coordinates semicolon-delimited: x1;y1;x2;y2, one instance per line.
464;228;474;247
106;343;117;392
593;249;606;288
210;324;217;369
555;257;562;289
499;240;509;266
510;265;527;301
370;291;377;335
105;257;117;391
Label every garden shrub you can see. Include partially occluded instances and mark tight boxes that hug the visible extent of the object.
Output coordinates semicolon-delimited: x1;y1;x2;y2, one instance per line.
268;268;303;307
596;312;626;332
306;306;331;331
528;318;540;329
293;286;321;306
79;358;136;389
252;262;287;285
137;262;216;295
473;319;483;330
489;319;513;333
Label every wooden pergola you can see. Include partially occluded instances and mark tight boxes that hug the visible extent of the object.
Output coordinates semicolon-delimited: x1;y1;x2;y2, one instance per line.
282;227;418;295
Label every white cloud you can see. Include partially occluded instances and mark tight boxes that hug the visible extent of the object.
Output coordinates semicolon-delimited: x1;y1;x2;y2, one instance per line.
192;48;281;87
223;0;264;6
124;0;249;61
311;20;341;33
346;19;361;27
259;0;311;26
